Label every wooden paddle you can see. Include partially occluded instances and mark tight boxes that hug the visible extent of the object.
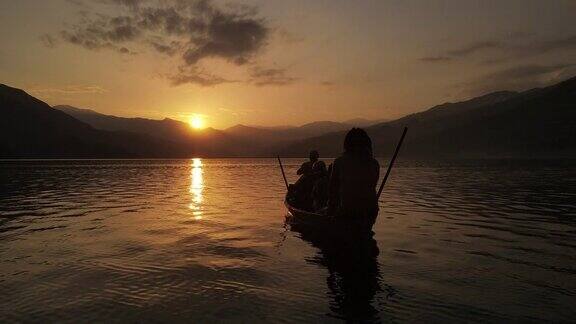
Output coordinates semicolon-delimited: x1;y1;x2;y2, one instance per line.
377;127;408;199
277;156;289;190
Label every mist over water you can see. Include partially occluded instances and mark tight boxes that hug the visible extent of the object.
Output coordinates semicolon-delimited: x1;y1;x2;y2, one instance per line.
0;159;575;322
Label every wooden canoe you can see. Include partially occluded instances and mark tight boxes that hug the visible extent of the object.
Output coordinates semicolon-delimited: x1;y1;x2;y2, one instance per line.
284;194;377;235
284;198;330;229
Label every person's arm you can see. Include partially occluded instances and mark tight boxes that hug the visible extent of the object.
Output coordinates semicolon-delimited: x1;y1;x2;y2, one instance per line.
296;162;306;175
327;161;340;216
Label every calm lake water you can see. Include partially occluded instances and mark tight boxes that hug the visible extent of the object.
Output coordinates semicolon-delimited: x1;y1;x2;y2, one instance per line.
0;159;575;323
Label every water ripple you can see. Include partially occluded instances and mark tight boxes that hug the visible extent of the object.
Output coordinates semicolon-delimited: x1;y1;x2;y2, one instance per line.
0;159;575;322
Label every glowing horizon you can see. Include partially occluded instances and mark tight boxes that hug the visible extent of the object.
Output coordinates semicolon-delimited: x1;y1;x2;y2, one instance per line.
2;1;575;129
189;116;206;130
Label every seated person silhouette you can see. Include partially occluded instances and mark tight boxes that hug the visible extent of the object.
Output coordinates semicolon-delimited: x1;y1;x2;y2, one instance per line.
297;150;319;176
290;150;322;210
327;128;380;226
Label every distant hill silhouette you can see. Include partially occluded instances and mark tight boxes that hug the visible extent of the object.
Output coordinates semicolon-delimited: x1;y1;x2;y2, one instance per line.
224;121;353;147
343;118;389;127
3;76;574;159
55;105;194;141
280;76;576;158
54;105;249;156
57;105;386;155
0;84;188;158
224;120;386;147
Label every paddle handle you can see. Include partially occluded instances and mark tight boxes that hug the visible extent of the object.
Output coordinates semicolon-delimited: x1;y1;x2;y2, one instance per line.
377;127;408;198
277;156;289;190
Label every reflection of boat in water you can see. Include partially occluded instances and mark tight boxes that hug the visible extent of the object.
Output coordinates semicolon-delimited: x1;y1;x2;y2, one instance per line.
285;192;391;322
285;204;387;322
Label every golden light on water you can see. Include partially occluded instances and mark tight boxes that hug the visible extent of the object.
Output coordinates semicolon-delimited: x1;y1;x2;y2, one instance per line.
189;158;203;219
189;116;205;129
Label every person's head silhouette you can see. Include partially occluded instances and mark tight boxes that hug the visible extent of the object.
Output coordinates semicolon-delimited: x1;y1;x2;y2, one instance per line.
344;128;373;157
309;150;319;162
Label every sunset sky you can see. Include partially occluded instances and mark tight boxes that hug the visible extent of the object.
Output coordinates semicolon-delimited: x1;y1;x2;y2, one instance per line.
1;0;575;128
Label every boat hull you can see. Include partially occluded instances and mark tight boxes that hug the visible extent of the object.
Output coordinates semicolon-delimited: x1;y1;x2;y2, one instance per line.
284;198;377;235
284;199;331;229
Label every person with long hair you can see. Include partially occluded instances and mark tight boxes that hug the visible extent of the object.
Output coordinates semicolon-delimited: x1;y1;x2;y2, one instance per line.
327;128;380;225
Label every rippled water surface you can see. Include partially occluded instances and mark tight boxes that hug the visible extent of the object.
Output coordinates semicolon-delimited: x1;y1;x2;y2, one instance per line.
1;159;575;323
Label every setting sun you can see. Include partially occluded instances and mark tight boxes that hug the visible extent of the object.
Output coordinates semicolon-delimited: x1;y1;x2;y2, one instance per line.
189;116;205;129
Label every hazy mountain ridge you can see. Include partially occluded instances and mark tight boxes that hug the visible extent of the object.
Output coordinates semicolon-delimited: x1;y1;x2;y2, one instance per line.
343;118;389;127
55;106;292;155
2;76;574;158
1;85;260;158
55;105;203;142
57;105;385;142
279;76;576;158
57;105;387;154
54;104;258;156
226;119;387;140
224;121;353;145
0;84;189;158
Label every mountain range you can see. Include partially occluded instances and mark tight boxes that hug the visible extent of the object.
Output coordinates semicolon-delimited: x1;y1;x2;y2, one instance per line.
281;76;576;158
0;84;190;158
53;105;250;156
54;105;385;154
56;105;384;138
1;76;575;158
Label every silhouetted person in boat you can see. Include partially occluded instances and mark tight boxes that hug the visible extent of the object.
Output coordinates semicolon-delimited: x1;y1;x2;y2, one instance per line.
291;159;326;210
289;150;321;209
297;150;319;176
327;128;379;225
312;161;329;211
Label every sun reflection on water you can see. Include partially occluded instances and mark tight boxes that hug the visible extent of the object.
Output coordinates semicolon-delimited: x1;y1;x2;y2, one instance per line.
189;158;203;219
